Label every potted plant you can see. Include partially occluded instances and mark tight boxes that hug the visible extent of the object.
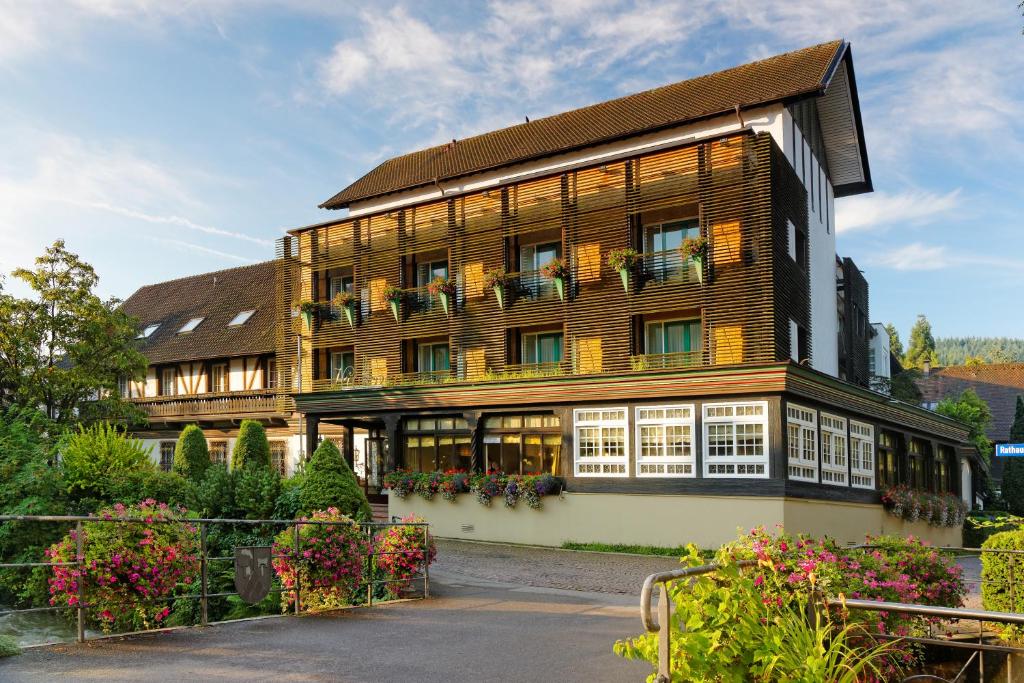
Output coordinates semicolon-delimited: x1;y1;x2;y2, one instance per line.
332;291;356;327
540;257;571;301
483;267;512;310
607;248;639;292
426;276;457;316
298;300;318;328
680;236;709;283
381;285;403;322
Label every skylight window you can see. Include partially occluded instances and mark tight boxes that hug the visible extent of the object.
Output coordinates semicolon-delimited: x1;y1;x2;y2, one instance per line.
178;317;204;334
137;323;160;339
228;310;255;327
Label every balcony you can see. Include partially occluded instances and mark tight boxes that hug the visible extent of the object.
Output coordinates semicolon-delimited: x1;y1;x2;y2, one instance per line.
512;269;559;300
629;351;703;371
639;250;700;284
134;389;281;420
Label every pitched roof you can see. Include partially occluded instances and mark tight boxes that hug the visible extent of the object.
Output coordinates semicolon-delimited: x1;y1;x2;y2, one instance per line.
916;364;1024;441
121;261;276;365
321;40;858;210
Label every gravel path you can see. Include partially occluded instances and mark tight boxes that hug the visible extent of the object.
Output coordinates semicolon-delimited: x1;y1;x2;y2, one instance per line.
432;539;683;594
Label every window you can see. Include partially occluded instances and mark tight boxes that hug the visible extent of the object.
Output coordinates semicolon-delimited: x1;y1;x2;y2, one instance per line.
909;439;928;490
161;367;177;396
330;275;354;297
850;421;875;489
417;342;450;374
520;241;560;296
210;363;227;393
403;418;471;472
644;218;699;279
209;441;228;468
270;441;287;476
878;431;898;488
787;404;817;482
645;319;701;365
703;402;769;478
118;376;130;398
178;317;204;334
329;351;355;382
138;323;160;339
416;260;449;309
794;230;808;269
573;408;628;477
786;220;797;260
820;413;848;486
265;358;277;389
935;446;953;493
522;331;563;366
228;310;255;326
159;442;175;472
635;405;695;477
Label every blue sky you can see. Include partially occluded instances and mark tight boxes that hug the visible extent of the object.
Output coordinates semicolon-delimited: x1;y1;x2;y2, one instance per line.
0;1;1021;343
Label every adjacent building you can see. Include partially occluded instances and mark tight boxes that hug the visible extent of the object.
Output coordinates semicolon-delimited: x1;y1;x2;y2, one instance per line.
273;40;980;547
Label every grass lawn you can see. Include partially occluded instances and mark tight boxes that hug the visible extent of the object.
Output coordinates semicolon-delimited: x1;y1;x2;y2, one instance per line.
561;541;712;558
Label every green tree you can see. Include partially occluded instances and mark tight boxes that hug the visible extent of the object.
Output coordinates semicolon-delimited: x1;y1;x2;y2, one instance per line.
0;241;147;424
59;422;154;501
173;424;210;482
889;368;923;403
884;323;904;361
936;389;993;463
231;420;271;472
299;439;371;520
1002;397;1024;515
903;314;937;369
234;465;281;519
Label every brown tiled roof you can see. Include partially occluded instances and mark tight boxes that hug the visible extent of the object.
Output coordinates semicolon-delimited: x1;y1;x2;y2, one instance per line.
916;364;1024;442
321;40;847;209
121;261;276;365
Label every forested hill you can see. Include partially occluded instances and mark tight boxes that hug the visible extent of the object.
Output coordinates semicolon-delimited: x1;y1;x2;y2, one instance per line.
935;337;1024;366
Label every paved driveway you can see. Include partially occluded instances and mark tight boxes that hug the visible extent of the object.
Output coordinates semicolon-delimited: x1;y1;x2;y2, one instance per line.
0;542;675;682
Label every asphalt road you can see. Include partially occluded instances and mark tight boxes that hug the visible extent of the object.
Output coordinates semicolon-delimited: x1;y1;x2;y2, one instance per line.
0;545;661;682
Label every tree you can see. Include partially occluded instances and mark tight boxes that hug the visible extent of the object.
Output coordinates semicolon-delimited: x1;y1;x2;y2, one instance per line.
231;420;271;472
936;389;993;463
0;241;146;425
299;439;371;520
884;323;904;361
889;368;923;403
173;425;210;482
1002;397;1024;515
59;422;155;502
904;314;937;369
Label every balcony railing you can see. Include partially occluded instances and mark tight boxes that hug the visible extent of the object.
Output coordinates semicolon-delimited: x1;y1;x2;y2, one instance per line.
639;250;699;284
513;269;558;300
630;351;703;371
133;389;280;419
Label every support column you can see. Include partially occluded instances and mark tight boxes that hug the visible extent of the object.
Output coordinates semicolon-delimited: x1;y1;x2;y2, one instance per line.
463;411;482;473
383;414;400;473
305;415;320;462
344;423;355;472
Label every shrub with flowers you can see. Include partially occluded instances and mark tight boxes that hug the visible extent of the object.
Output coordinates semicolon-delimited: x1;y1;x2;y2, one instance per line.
425;276;456;297
384;470;562;509
381;285;404;305
539;257;570;280
382;470;417;499
272;508;370;613
373;514;436;599
471;473;506;506
482;267;512;290
881;485;967;527
606;247;639;272
45;500;200;633
679;236;708;259
439;470;469;502
414;472;444;501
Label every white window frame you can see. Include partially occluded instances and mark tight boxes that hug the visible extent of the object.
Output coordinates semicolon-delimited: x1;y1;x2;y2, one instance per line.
787;404;818;483
138;323;160;339
270;440;288;477
178;317;204;334
820;413;848;486
849;421;875;489
210;363;227;393
635;405;695;477
228;310;255;327
573;407;628;477
702;401;769;478
161;367;177;396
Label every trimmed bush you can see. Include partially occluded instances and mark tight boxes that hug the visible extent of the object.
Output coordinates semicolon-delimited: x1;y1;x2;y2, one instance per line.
173;425;210;482
0;634;19;657
60;422;154;500
106;469;193;508
981;529;1024;612
234;464;281;520
299;440;371;521
192;464;234;518
231;420;271;472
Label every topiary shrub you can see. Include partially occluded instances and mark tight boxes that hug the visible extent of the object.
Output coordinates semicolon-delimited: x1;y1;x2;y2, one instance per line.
173;425;210;483
299;440;371;521
191;464;234;518
231;420;271;472
60;422;154;500
234;464;281;520
981;529;1024;613
0;634;19;657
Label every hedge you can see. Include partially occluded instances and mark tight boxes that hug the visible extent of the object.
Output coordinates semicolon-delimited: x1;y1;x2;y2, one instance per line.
981;528;1024;612
231;420;271;472
173;425;210;482
299;440;371;520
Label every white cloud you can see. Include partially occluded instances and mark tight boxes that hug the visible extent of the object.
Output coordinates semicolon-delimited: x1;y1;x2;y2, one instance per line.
835;189;961;233
872;242;1024;272
152;237;255;263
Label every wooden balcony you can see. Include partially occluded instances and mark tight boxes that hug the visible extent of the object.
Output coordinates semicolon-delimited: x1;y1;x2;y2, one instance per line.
133;389;282;421
630;351;703;371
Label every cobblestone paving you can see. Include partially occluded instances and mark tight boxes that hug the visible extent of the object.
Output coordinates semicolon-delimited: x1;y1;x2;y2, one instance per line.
433;539;683;594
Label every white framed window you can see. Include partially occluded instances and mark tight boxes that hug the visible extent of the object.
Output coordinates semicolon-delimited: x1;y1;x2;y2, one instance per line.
138;323;160;339
161;367;177;396
820;413;848;486
787;404;818;482
849;421;875;489
635;405;695;477
270;441;288;476
210;364;227;393
228;310;255;326
573;407;628;477
703;402;769;478
178;317;204;334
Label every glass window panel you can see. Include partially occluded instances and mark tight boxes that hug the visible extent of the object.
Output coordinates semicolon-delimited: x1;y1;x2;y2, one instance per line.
438;418;455;431
504;415;523;429
525;415;543;428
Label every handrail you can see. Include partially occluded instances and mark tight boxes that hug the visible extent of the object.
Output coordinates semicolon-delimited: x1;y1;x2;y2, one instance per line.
640;560;754;631
132;388;277;405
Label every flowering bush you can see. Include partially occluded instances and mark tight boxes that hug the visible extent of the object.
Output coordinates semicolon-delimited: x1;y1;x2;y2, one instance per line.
471;473;506;506
606;248;639;271
679;236;708;259
881;485;967;527
46;500;200;633
373;514;436;599
272;508;370;613
426;276;456;297
539;257;570;280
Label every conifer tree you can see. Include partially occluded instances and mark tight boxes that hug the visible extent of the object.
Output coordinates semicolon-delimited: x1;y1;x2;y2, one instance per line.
231;420;271;472
904;314;937;369
299;439;372;520
1002;397;1024;515
173;424;210;483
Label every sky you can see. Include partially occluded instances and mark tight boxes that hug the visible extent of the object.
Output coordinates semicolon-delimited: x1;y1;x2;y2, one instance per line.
0;1;1021;342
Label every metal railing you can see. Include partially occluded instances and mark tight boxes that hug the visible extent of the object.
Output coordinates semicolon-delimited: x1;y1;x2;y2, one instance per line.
639;250;700;284
629;351;703;371
0;515;431;647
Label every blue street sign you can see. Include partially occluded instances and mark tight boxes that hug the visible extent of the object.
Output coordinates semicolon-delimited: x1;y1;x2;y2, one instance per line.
996;444;1024;457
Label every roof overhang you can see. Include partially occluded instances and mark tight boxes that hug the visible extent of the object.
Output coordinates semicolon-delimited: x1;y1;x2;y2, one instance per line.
814;43;872;197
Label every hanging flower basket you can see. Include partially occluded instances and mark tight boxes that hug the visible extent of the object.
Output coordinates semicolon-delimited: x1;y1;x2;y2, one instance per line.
332;291;356;328
382;286;403;323
540;258;570;301
680;236;709;284
298;300;318;328
483;267;512;310
426;276;457;316
607;248;639;293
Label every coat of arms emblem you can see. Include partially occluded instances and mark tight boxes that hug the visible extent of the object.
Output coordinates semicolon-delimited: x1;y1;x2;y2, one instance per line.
234;546;273;604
